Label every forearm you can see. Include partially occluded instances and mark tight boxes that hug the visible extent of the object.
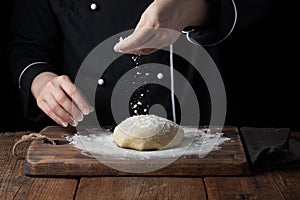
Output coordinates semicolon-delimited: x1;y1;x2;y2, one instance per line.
7;0;62;120
187;0;273;46
234;0;273;29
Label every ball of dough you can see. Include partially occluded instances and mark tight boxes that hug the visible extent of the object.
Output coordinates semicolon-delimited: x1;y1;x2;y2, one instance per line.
113;115;184;151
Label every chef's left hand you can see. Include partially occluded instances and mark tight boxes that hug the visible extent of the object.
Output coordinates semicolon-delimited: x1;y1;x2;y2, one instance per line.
114;0;210;55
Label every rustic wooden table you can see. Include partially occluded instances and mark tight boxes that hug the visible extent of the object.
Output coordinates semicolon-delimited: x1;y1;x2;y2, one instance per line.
1;131;300;200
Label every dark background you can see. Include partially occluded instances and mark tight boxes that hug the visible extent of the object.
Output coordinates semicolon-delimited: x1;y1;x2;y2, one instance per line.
1;0;299;132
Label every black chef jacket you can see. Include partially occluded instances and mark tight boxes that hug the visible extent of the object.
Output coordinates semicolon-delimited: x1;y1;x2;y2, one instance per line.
7;0;272;127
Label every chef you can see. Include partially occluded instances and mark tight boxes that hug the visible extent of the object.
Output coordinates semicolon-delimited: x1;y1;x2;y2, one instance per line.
8;0;272;128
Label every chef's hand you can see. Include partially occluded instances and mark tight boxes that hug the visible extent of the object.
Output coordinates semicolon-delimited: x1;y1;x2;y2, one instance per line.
114;0;210;55
31;72;94;127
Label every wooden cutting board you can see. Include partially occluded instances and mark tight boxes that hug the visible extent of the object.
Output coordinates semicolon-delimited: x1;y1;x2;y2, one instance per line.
23;126;250;177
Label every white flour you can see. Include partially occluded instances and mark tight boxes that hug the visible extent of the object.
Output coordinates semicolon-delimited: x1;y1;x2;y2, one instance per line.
116;115;176;138
169;44;176;123
66;127;230;161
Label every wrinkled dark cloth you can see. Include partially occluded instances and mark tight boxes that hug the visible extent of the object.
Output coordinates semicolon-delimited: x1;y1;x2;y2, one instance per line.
240;127;300;171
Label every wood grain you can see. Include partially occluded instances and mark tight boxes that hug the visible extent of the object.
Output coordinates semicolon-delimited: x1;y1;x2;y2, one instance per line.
23;126;250;177
205;168;300;200
0;132;78;200
1;131;300;199
75;177;206;200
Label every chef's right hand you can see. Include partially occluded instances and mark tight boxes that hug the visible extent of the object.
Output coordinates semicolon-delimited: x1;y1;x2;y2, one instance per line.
31;72;94;127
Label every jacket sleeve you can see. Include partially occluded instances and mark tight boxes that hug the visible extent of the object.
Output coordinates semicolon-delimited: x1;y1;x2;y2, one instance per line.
7;0;62;121
186;0;273;46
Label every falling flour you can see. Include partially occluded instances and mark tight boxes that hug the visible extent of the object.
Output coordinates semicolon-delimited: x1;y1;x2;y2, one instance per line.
66;127;230;161
169;44;176;123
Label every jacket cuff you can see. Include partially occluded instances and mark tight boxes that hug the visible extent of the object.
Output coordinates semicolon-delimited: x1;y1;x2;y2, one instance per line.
183;0;237;46
18;62;55;121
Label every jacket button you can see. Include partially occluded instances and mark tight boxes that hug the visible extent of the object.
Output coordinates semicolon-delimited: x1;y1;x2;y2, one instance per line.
90;3;98;11
98;78;104;85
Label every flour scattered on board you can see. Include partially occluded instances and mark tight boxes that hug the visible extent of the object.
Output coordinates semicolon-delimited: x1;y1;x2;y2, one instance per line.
66;127;230;160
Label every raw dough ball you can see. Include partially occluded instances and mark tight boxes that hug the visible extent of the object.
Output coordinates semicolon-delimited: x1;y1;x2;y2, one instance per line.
113;115;184;151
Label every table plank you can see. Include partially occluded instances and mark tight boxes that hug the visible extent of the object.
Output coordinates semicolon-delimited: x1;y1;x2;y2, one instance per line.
75;177;206;200
0;132;78;200
204;168;300;200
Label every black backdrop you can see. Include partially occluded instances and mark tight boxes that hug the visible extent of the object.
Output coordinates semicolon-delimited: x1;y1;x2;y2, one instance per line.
1;0;299;132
